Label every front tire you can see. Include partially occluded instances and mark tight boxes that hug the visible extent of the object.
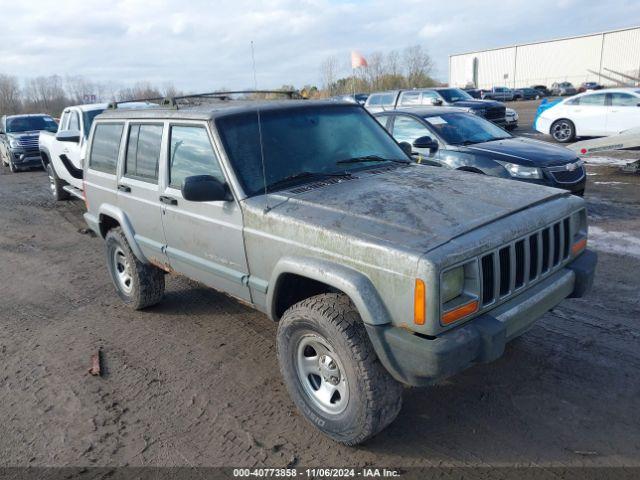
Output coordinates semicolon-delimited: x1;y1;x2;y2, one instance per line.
47;163;70;201
551;119;576;143
105;227;165;309
277;293;402;445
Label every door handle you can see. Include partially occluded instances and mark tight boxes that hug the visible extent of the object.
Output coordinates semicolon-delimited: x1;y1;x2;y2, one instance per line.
159;195;178;206
117;184;131;193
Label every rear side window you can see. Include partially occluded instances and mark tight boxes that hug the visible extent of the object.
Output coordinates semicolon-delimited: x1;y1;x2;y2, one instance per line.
379;94;396;106
89;123;124;174
125;124;163;182
578;93;606;106
399;92;421;105
610;92;638;106
169;125;224;188
368;95;382;106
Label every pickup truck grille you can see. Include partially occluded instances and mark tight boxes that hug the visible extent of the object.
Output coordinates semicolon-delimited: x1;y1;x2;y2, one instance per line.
484;106;506;121
17;136;40;150
479;216;571;306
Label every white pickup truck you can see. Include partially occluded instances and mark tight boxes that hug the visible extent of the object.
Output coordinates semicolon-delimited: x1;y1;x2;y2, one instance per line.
39;103;109;200
40;102;153;200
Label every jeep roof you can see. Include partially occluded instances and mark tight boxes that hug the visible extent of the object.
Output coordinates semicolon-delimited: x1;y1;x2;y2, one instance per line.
96;99;340;121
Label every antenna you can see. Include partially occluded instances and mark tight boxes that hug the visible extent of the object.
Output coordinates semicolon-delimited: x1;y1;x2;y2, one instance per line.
251;41;270;213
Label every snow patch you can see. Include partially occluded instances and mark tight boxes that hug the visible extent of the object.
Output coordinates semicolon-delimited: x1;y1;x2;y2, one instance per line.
593;181;629;185
583;157;636;167
588;226;640;258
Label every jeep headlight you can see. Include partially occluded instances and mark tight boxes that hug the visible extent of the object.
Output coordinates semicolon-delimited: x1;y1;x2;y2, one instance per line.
440;260;481;326
442;266;464;303
500;161;542;179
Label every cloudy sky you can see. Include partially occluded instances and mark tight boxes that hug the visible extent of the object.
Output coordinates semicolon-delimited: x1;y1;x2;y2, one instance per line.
1;0;638;91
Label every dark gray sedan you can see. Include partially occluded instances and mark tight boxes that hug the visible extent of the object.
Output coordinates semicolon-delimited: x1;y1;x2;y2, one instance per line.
375;107;586;195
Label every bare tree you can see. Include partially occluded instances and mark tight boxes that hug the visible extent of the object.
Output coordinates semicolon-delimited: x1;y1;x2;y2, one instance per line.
161;82;182;99
320;55;340;96
403;45;435;88
385;50;401;78
0;74;22;115
117;82;163;101
365;52;385;92
23;75;67;115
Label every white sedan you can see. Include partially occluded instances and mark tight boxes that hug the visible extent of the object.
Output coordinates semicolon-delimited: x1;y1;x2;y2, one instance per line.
534;87;640;143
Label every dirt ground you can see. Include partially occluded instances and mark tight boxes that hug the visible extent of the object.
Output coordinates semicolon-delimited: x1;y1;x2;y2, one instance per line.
1;116;639;469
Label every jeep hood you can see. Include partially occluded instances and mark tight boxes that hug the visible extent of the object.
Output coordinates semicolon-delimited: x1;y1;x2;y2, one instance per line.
244;165;566;254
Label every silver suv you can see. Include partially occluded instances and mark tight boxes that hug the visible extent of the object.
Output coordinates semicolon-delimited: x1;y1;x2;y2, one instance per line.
83;99;596;445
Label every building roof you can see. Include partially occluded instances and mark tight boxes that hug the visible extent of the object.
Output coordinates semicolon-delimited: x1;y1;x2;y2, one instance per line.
450;25;640;57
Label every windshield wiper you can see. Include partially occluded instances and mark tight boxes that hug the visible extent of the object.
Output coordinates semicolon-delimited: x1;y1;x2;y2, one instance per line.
265;171;353;192
336;155;410;165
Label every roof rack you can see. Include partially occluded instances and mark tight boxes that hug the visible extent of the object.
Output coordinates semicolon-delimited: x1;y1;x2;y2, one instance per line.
106;90;302;110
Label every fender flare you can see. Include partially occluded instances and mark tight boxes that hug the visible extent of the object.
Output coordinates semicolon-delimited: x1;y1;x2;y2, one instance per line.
39;145;52;169
98;204;148;264
267;256;392;326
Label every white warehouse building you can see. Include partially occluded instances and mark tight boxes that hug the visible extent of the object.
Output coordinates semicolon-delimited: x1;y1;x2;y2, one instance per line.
449;26;640;90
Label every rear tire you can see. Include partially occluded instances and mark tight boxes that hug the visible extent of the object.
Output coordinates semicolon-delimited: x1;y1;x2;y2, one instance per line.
551;119;576;143
47;163;70;201
277;293;402;445
105;227;165;309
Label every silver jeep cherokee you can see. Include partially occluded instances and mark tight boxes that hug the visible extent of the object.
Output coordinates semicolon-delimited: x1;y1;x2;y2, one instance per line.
83;100;596;445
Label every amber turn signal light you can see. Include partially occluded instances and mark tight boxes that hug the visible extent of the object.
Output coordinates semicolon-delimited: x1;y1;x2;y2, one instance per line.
442;299;479;325
571;237;587;256
414;279;426;325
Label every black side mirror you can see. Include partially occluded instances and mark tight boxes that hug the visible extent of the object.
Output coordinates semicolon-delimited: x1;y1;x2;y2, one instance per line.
56;130;81;143
182;175;230;202
399;141;412;157
413;135;439;150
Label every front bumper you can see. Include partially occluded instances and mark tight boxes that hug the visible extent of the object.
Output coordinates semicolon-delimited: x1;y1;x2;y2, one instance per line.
11;150;42;167
516;173;586;195
366;250;597;387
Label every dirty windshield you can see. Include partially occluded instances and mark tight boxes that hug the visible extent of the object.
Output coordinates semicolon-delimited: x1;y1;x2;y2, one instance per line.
216;104;408;195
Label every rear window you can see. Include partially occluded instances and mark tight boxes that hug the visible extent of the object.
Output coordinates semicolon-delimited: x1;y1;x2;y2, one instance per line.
89;123;124;174
125;124;163;182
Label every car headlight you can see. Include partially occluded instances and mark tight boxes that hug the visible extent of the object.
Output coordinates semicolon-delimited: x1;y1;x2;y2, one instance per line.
442;266;465;303
9;138;20;148
500;161;542;179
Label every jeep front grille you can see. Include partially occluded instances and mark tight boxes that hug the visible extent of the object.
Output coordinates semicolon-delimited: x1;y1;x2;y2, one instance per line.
480;217;571;307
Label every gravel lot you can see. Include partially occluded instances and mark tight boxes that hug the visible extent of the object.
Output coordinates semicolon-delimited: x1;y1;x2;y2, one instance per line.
1;110;639;470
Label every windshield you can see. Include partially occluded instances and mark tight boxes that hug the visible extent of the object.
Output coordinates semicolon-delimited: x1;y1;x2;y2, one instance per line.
422;112;511;146
83;109;106;137
6;115;58;134
216;104;408;196
437;88;473;103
